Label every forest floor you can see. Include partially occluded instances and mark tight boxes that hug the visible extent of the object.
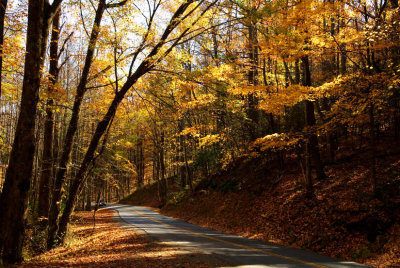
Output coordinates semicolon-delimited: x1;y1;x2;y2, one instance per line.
15;209;226;267
121;142;400;267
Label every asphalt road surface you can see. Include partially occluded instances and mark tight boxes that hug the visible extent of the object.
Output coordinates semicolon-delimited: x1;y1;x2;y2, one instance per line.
108;204;369;268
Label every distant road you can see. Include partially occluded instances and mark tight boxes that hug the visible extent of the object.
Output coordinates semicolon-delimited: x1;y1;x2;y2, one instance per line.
109;204;369;268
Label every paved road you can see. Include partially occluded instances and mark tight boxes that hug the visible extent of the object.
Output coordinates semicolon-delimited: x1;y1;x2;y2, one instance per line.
108;204;369;268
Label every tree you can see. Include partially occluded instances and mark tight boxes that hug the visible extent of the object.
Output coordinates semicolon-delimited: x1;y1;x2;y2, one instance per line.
55;0;218;244
47;0;126;249
0;0;62;263
37;9;61;224
0;0;399;261
0;0;8;99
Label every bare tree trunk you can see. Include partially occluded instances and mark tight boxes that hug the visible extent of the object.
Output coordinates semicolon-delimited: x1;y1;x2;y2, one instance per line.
153;146;161;202
183;137;192;191
178;120;186;188
295;59;300;84
304;140;314;198
37;10;60;224
137;138;144;187
301;56;317;198
85;177;92;211
302;56;326;181
29;115;42;211
159;131;167;206
246;19;259;140
369;104;377;195
92;191;101;230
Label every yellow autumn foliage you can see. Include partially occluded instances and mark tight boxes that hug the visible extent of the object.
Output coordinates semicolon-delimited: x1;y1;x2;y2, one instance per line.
250;133;302;152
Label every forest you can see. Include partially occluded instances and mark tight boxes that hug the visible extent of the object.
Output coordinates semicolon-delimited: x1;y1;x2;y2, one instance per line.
0;0;399;266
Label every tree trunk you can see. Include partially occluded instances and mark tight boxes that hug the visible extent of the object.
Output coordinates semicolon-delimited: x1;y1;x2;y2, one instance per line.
159;131;168;206
302;56;326;181
137;138;144;187
37;10;60;224
301;56;315;198
178;120;186;188
246;19;259;140
369;104;377;195
56;90;125;242
47;0;106;249
85;177;92;211
153;147;161;202
0;0;8;99
295;59;300;84
0;0;59;261
183;137;192;191
304;140;314;198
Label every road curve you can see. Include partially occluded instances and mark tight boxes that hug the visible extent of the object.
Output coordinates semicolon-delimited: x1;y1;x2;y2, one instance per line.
108;204;369;268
